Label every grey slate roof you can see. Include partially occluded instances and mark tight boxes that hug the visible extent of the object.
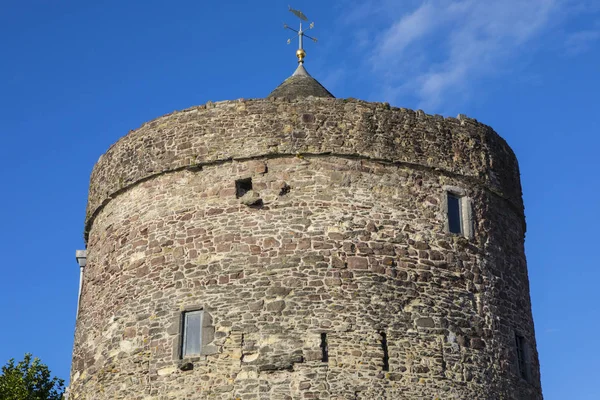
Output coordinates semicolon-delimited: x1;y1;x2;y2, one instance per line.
267;65;334;99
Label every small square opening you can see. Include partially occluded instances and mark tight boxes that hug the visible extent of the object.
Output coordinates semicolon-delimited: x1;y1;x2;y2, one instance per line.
235;178;252;198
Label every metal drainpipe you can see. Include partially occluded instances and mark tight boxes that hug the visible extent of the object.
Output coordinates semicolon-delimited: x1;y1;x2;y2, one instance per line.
75;250;87;316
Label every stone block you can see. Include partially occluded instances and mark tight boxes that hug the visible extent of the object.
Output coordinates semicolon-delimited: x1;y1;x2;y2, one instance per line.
265;300;286;312
347;257;368;269
415;317;435;328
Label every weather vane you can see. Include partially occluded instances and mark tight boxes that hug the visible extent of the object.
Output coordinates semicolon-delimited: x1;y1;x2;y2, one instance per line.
284;6;317;64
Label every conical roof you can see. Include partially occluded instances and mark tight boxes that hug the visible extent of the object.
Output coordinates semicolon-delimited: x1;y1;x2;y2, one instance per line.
268;64;334;99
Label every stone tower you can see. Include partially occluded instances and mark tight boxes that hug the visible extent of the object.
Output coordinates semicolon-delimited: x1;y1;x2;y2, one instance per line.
69;53;542;399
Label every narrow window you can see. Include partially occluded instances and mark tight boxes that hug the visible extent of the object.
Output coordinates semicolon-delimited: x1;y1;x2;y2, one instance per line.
447;193;462;234
380;332;389;371
181;310;203;358
320;333;329;362
235;178;252;198
515;333;528;381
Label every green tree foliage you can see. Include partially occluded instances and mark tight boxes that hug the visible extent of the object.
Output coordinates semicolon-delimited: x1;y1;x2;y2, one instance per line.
0;354;64;400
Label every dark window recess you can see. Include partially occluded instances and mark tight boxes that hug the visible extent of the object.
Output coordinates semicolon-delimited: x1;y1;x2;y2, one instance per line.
181;310;203;358
380;332;389;371
320;333;329;362
515;333;528;380
447;193;462;234
235;178;252;198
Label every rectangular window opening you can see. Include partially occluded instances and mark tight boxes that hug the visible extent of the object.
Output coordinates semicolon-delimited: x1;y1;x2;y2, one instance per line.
515;333;528;381
181;310;203;358
447;193;463;234
380;332;389;371
235;178;252;198
320;333;329;363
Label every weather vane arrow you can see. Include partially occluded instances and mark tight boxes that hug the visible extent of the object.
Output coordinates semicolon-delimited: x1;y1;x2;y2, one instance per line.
284;6;317;64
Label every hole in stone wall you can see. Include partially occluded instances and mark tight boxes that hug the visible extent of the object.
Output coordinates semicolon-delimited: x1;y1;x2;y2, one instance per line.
248;199;264;208
320;333;329;363
279;183;291;196
178;362;193;371
235;178;252;198
380;332;389;371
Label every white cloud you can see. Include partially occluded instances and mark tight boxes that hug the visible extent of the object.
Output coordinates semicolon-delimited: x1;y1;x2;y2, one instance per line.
374;3;439;61
338;0;594;110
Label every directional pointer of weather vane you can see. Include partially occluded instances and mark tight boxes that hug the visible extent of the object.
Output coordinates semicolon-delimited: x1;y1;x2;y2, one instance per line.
284;6;317;64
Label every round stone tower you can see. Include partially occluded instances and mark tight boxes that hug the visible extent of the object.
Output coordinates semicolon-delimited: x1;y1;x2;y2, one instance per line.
69;62;542;399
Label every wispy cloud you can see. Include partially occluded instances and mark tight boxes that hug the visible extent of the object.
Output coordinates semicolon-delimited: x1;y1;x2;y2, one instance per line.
337;0;597;111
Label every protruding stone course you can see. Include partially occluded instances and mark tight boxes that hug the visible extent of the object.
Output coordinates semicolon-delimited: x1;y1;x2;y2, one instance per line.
70;97;541;399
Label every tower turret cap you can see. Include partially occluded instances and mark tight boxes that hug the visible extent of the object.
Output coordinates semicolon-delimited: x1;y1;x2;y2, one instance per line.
267;64;334;99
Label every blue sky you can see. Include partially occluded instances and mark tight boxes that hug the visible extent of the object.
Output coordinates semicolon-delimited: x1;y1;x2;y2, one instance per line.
0;1;598;398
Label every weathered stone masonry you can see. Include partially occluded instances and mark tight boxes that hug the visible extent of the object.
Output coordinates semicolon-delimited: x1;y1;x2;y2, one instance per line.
70;97;542;399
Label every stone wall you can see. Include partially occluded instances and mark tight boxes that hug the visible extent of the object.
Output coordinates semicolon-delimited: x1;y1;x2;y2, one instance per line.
84;98;524;240
70;98;542;399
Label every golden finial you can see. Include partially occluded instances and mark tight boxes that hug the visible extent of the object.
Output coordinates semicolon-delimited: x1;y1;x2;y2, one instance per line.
296;49;306;63
284;6;317;64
